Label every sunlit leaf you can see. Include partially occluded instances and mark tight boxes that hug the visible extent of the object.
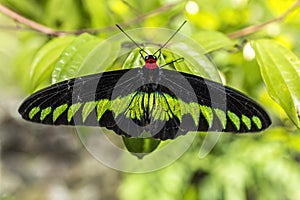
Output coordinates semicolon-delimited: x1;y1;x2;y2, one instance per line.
82;0;110;28
44;0;82;29
52;33;101;83
192;31;234;53
29;35;75;92
251;39;300;128
170;42;221;82
14;34;48;92
74;37;121;75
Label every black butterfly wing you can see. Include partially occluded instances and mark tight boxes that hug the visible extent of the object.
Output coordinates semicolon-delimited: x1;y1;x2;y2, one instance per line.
160;69;271;133
19;69;135;127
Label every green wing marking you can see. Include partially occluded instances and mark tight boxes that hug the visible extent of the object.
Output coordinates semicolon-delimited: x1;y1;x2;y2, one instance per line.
241;115;251;131
68;103;81;122
152;93;167;121
143;93;149;111
29;107;40;120
126;92;144;120
252;116;262;129
97;99;110;120
82;102;98;122
187;102;200;126
214;108;227;129
200;105;213;128
53;104;68;122
40;107;52;121
227;111;241;131
148;92;154;111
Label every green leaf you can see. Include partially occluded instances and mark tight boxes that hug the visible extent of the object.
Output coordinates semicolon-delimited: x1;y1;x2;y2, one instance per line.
122;137;161;159
251;39;300;128
192;31;234;53
14;34;48;92
71;37;121;74
29;35;75;92
52;33;101;83
82;0;110;28
170;43;221;82
44;0;82;29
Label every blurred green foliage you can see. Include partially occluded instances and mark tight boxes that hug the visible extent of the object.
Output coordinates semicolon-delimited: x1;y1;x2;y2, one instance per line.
0;0;300;200
119;128;300;200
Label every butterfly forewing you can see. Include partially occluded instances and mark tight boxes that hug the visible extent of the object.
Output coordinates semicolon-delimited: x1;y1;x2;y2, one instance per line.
19;70;131;125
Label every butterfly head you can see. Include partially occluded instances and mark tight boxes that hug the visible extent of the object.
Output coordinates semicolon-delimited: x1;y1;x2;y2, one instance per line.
144;55;158;69
116;21;187;70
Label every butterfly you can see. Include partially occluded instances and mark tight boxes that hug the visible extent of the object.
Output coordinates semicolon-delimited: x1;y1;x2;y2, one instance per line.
18;22;271;141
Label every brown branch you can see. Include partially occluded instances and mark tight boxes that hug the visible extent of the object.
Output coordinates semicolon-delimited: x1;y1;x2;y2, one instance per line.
228;0;300;39
0;1;181;36
0;3;63;36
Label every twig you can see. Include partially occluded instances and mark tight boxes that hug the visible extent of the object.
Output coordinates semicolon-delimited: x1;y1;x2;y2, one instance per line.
228;0;300;38
0;2;181;36
0;3;63;36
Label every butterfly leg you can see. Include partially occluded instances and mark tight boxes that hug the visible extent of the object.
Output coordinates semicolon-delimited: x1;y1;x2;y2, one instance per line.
159;57;184;68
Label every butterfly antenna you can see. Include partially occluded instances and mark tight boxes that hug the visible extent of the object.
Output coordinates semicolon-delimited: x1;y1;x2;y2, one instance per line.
116;24;148;55
153;20;187;55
